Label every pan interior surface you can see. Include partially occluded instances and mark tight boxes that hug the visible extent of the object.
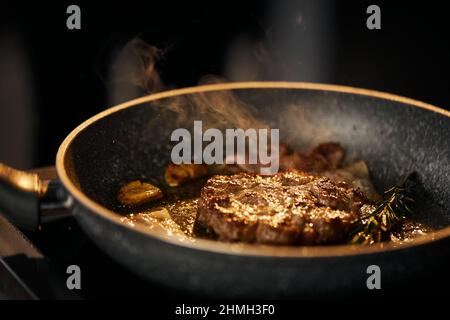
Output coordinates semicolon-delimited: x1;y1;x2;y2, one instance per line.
57;82;450;257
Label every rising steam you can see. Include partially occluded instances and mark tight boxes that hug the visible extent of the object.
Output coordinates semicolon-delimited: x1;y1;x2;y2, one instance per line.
108;39;164;106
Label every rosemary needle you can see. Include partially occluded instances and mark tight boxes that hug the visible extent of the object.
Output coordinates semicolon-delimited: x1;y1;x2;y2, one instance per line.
350;172;417;244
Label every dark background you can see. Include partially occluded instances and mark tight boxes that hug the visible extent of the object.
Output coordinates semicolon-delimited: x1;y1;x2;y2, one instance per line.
0;0;449;168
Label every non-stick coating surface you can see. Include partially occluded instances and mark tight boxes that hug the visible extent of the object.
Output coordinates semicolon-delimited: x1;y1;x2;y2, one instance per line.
59;84;450;297
70;87;449;225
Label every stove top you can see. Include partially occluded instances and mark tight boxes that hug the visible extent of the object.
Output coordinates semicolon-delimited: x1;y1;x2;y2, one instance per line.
0;213;194;299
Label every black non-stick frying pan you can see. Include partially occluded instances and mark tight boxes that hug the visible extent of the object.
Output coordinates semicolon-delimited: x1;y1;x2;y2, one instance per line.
1;82;449;298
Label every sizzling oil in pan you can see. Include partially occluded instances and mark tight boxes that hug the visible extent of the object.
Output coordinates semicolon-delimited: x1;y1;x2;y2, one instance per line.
119;175;432;245
120;177;210;241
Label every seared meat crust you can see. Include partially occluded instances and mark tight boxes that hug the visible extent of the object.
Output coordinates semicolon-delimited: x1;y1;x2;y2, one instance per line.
197;171;371;245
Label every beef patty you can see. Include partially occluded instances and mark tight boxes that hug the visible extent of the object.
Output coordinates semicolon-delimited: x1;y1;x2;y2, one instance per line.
197;171;372;245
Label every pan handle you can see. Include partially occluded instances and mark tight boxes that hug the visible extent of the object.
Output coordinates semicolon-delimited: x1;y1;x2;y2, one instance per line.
0;163;71;231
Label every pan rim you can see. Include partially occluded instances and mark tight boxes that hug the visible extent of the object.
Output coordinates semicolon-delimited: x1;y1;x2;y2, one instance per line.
55;81;450;258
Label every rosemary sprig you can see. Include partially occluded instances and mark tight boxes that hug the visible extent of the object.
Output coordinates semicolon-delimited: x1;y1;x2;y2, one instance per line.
350;172;417;244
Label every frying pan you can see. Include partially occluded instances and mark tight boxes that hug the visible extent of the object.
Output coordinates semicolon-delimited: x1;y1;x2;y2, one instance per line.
1;82;449;298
